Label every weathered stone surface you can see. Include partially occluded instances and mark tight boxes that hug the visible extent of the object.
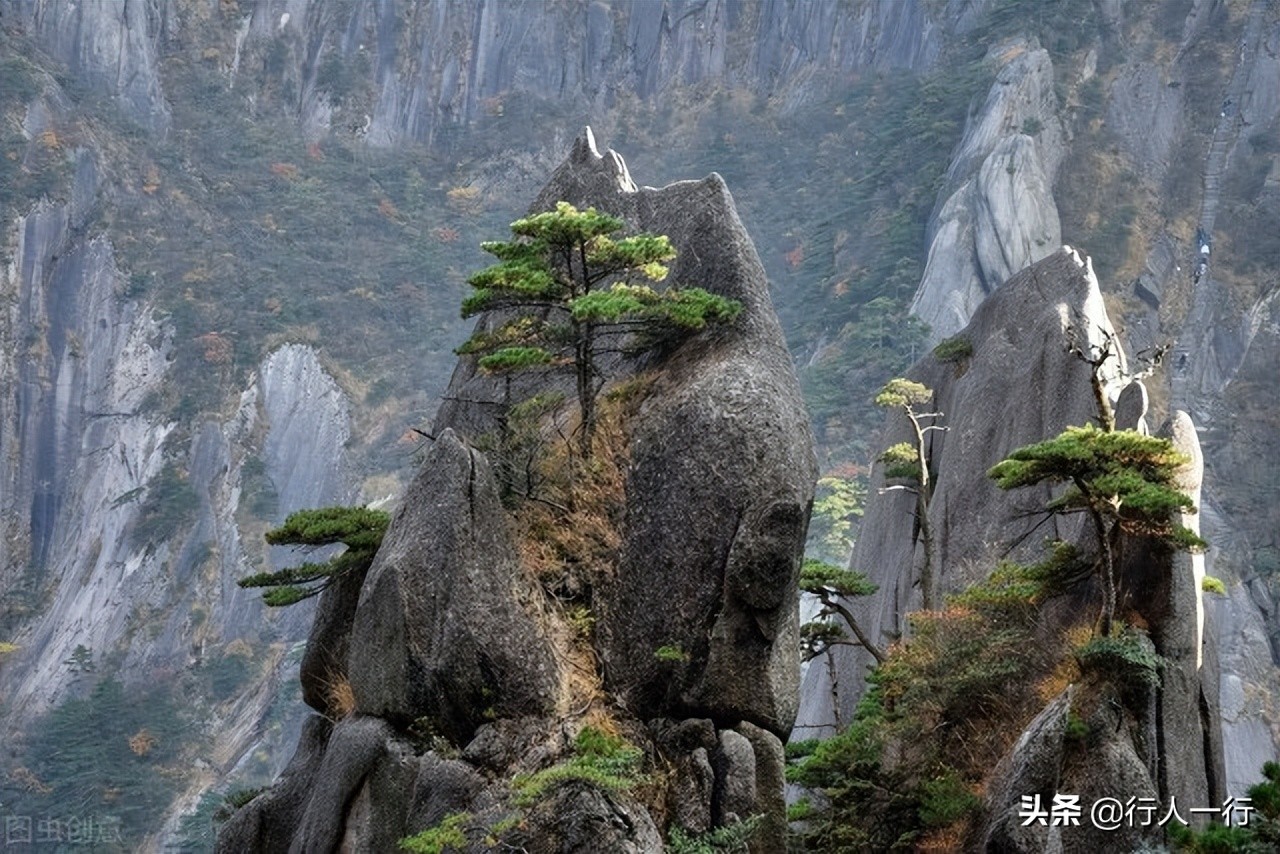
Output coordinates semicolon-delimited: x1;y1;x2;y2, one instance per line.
462;717;566;776
1121;411;1224;812
649;717;718;755
230;1;953;149
516;780;664;854
259;344;354;526
799;248;1122;733
714;729;757;825
436;129;817;737
982;688;1072;853
404;752;487;832
347;429;559;743
669;747;715;835
288;715;395;854
1114;379;1149;433
298;563;366;717
336;735;419;854
1058;706;1162;854
734;721;787;854
912;39;1065;340
17;0;170;133
214;715;333;854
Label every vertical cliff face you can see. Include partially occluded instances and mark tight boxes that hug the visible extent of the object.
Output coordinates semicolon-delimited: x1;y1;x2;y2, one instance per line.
212;0;952;148
894;0;1280;798
11;0;171;134
799;249;1121;734
799;249;1224;850
0;110;357;836
911;36;1065;341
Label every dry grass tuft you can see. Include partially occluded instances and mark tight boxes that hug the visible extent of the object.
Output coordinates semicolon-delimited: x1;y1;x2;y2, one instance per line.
324;671;357;720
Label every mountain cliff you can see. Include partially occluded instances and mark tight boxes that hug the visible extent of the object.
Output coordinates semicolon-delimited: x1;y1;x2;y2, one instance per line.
0;0;1278;850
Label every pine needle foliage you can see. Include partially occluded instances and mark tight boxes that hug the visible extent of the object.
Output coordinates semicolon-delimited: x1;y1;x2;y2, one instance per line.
988;425;1203;545
989;424;1206;635
238;506;388;606
800;558;884;663
459;201;741;457
874;377;943;608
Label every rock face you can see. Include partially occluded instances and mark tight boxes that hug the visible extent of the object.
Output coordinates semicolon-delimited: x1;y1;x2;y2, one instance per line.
13;0;170;134
799;248;1120;733
0;134;353;812
347;429;560;741
218;130;814;852
213;0;953;148
439;128;818;738
801;246;1225;849
911;39;1065;341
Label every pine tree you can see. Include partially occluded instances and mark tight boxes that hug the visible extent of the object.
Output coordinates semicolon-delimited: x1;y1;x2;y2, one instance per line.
875;378;944;609
799;558;885;664
459;201;741;458
237;506;388;606
988;425;1205;635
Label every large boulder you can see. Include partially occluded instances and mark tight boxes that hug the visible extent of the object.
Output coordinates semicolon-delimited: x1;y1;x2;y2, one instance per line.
346;429;560;743
214;715;333;854
435;128;818;738
220;129;808;853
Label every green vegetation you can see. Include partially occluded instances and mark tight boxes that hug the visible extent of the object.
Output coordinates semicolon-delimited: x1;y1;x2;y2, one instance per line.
1074;629;1163;690
237;505;388;606
133;461;201;547
789;557;1064;850
989;423;1205;635
511;726;645;807
875;378;943;608
806;471;865;563
459;202;740;457
4;679;189;850
400;811;470;854
1167;761;1280;852
1202;576;1227;595
667;815;763;853
799;557;883;664
654;643;690;664
932;334;974;364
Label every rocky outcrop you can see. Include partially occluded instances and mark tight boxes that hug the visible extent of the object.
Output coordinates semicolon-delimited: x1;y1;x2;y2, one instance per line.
218;129;813;852
347;429;559;740
799;247;1119;734
439;128;818;737
802;245;1225;848
911;39;1065;341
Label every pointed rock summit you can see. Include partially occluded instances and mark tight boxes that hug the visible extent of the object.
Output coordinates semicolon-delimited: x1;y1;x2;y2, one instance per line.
219;129;815;854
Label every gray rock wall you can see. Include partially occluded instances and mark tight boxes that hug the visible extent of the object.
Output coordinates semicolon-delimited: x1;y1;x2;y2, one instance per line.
911;39;1064;341
210;0;953;146
11;0;171;134
799;248;1116;734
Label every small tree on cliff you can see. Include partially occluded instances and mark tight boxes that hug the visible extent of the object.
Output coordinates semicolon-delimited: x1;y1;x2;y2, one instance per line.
988;330;1204;636
799;558;886;664
458;201;742;459
238;506;388;606
875;378;944;610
